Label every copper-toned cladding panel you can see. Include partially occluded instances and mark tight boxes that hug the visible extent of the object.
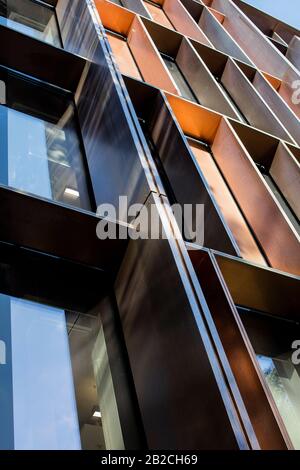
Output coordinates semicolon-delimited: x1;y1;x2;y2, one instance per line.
286;36;300;72
189;249;293;449
211;118;300;276
262;72;281;91
198;7;252;64
128;16;179;94
166;94;222;143
189;141;267;266
252;71;300;148
176;39;241;119
106;32;142;80
142;1;174;30
208;7;225;23
95;0;135;36
221;59;295;143
270;143;300;220
163;0;213;46
210;0;291;79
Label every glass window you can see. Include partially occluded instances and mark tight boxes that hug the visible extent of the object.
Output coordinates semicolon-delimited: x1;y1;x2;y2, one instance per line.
238;307;300;449
0;0;61;47
0;293;124;450
0;66;91;211
162;54;197;102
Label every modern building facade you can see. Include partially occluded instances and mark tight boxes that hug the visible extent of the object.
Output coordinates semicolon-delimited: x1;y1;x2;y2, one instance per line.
0;0;299;451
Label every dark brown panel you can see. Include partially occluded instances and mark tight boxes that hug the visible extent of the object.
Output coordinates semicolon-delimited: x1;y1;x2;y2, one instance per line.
114;194;247;449
0;24;85;92
189;248;292;449
214;251;300;322
0;186;128;275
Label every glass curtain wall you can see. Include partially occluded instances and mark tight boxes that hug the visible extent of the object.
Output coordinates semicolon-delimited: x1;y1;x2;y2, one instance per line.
0;66;91;211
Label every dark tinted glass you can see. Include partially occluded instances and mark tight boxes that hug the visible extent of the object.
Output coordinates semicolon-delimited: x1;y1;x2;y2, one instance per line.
0;66;91;211
0;0;61;47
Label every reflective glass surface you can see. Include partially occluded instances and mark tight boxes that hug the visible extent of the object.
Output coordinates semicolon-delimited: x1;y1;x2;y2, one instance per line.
239;307;300;449
0;0;61;47
0;293;123;450
0;66;91;211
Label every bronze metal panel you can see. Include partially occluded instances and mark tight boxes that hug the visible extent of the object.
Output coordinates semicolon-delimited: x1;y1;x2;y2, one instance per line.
114;194;247;449
221;59;295;143
252;71;300;147
122;0;152;18
286;36;300;71
198;7;252;64
211;118;300;276
166;94;222;143
278;70;300;120
210;0;294;79
148;93;240;254
107;32;142;79
189;141;267;266
142;1;174;30
95;0;135;36
141;16;183;56
128;16;179;93
233;0;300;45
0;186;128;275
163;0;213;46
176;39;241;119
208;7;225;23
189;248;292;449
214;251;300;322
228;119;280;167
189;37;229;76
287;144;300;164
270;143;300;220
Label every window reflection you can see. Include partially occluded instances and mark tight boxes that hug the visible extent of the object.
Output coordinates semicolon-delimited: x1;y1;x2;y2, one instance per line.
238;307;300;449
0;66;91;211
0;0;61;47
0;294;123;450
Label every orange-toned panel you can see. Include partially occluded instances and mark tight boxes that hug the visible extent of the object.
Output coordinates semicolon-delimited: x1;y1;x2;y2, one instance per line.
262;72;281;91
208;7;225;24
95;0;134;36
163;0;213;46
106;32;142;80
128;16;179;93
270;143;300;220
212;118;300;276
142;1;174;30
166;94;222;143
189;141;267;266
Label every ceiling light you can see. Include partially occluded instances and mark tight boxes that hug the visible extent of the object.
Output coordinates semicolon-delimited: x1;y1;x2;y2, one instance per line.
64;188;79;198
93;410;102;419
